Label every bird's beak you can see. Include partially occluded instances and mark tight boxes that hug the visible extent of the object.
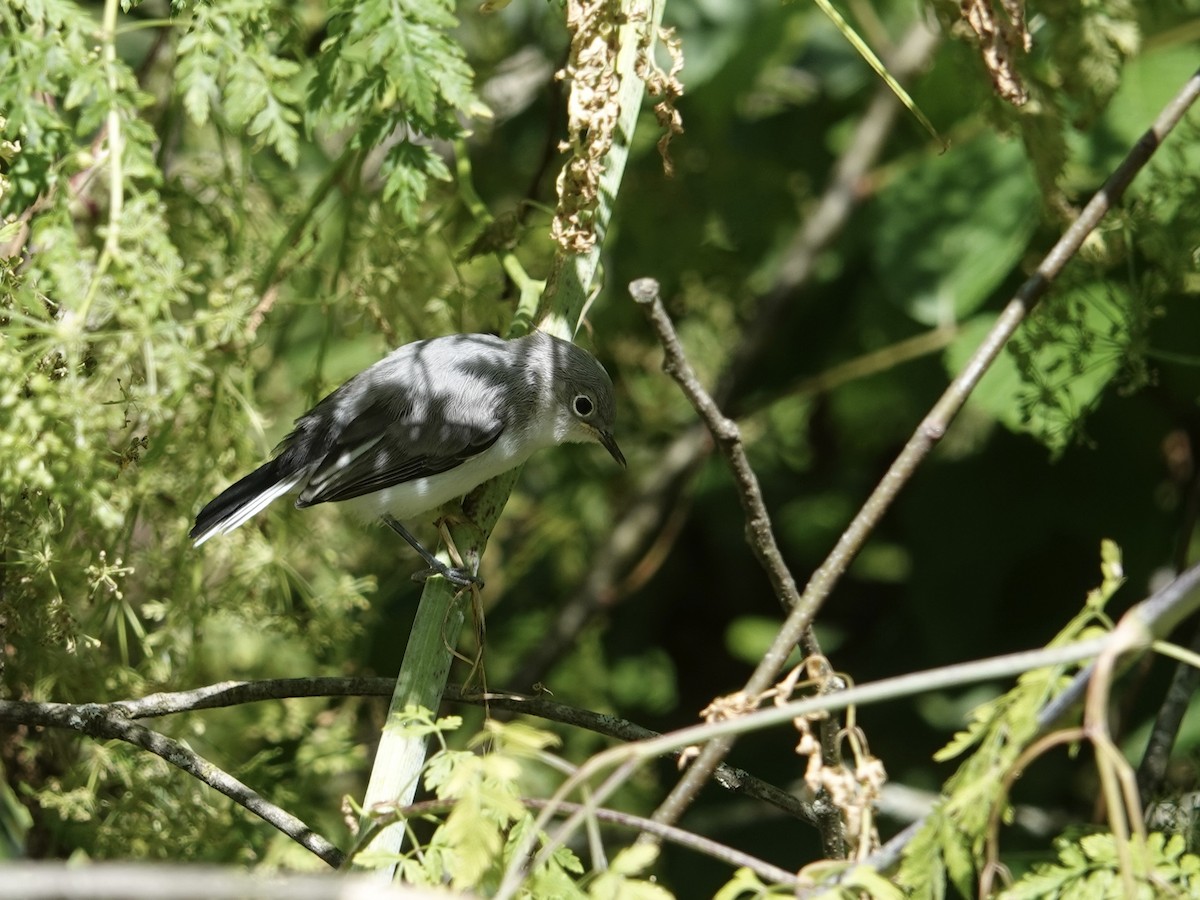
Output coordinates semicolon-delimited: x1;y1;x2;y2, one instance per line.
597;430;626;468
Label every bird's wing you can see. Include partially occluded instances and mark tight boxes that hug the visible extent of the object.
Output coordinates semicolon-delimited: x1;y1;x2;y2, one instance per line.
294;395;504;507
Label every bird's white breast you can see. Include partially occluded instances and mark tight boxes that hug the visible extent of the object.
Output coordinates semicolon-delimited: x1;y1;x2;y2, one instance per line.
340;418;557;524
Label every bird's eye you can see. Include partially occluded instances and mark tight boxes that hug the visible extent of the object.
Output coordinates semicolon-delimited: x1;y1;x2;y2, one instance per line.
573;394;595;417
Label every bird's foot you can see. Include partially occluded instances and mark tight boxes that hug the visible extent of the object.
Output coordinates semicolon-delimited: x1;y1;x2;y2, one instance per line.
383;515;483;590
411;562;484;589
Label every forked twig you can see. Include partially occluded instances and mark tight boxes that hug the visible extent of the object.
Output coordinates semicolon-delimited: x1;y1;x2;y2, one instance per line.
641;62;1200;842
0;700;343;867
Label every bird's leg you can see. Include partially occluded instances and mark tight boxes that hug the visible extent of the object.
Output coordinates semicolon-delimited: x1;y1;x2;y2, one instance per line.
381;515;483;588
435;513;485;591
437;517;488;692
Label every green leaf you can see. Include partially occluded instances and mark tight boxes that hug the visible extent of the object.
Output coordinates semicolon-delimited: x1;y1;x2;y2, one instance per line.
838;866;907;900
526;857;589;900
873;133;1038;326
896;812;948;899
173;2;304;164
474;718;561;755
0;219;23;243
248;97;301;167
609;842;660;876
714;868;771;900
998;831;1200;899
306;0;483;227
942;820;976;900
383;706;461;738
442;795;503;890
945;281;1131;454
380;142;451;226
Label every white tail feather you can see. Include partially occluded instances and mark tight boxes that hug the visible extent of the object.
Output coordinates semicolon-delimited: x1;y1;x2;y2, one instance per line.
192;473;307;546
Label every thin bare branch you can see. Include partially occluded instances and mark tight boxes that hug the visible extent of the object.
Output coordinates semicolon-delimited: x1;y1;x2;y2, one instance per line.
363;796;801;888
3;678;817;827
0;700;343;867
868;557;1200;876
630;278;803;616
509;21;942;690
497;635;1116;898
642;60;1200;843
113;677;393;718
524;799;801;888
630;276;842;853
0;863;446;900
1138;449;1200;804
1136;620;1200;804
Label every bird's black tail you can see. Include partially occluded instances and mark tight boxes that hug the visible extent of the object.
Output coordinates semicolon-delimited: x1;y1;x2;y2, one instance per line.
190;458;304;545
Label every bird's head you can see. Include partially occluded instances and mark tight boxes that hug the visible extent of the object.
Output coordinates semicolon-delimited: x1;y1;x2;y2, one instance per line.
547;338;625;468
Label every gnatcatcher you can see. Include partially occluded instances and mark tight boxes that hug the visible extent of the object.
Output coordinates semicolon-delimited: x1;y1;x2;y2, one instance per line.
191;331;624;585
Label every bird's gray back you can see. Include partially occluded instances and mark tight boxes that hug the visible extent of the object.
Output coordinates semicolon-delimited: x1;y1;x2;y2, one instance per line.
279;334;545;507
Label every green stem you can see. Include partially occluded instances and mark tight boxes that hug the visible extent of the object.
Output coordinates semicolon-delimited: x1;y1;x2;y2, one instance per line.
452;141;543;333
102;0;123;260
79;0;125;325
256;146;358;298
351;0;667;875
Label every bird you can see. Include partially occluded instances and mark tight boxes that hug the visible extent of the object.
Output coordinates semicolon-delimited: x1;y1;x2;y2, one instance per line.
190;331;624;586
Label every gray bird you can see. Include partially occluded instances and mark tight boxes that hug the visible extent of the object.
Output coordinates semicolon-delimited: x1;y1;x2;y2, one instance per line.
191;331;624;585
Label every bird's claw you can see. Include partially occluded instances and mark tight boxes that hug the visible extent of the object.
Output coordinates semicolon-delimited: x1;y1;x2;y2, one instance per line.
411;564;484;589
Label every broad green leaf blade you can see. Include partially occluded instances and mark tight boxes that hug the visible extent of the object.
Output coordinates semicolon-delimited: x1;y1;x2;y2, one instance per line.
873;134;1038;326
945;282;1131;454
810;0;941;144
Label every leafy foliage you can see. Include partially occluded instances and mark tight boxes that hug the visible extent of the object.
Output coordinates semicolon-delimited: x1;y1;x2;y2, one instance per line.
358;715;668;897
309;0;486;224
1;1;137;209
0;0;483;866
896;543;1126;896
947;281;1139;456
872;133;1038;326
175;0;305;165
1000;831;1200;899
